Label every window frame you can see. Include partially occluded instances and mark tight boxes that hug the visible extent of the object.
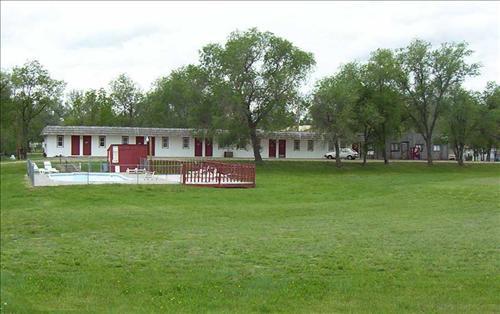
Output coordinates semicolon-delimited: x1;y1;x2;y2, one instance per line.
307;140;314;152
57;135;64;148
162;136;169;149
182;137;190;149
236;143;247;150
122;136;129;145
293;140;300;151
433;144;441;152
99;136;106;148
328;141;334;151
390;143;400;152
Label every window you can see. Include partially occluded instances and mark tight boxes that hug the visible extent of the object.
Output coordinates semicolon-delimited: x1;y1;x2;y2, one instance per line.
218;142;228;149
122;136;129;144
390;143;400;152
433;144;441;152
294;140;300;151
307;140;314;151
162;137;169;148
182;137;190;149
99;136;106;148
236;143;247;150
328;141;335;151
57;135;64;148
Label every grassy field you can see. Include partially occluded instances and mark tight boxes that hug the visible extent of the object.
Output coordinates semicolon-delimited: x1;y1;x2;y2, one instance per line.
1;161;499;313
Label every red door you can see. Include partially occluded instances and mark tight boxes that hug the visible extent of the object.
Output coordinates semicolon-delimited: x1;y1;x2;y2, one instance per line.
205;138;213;157
83;136;92;156
269;139;276;158
136;136;144;145
195;138;203;157
278;139;286;158
71;135;80;156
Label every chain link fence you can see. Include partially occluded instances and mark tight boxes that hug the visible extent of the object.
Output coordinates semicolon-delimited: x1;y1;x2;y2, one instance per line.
26;158;255;188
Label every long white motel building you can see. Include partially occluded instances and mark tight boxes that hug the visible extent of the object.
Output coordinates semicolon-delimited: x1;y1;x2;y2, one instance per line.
41;126;334;159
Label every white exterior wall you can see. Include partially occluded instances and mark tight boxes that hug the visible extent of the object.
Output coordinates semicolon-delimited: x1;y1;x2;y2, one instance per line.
44;134;330;159
44;135;72;157
154;136;194;158
45;134;136;157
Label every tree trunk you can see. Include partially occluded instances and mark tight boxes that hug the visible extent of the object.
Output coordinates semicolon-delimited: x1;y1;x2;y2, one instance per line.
334;138;341;168
382;141;389;165
454;145;464;166
20;121;29;160
425;136;433;165
249;127;263;163
362;142;368;166
362;129;368;166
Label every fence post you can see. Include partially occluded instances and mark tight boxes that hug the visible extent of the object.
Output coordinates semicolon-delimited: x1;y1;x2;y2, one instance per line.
87;158;90;185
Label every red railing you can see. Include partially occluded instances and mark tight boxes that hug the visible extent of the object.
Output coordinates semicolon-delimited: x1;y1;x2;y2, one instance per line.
181;161;255;188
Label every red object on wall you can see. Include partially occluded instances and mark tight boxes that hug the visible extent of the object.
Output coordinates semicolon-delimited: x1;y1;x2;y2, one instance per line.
71;135;80;156
278;139;286;158
269;140;276;158
195;138;203;157
205;138;213;157
107;144;148;172
136;136;144;145
83;136;92;156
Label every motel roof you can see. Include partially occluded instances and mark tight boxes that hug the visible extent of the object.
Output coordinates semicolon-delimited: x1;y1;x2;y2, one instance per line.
41;126;324;140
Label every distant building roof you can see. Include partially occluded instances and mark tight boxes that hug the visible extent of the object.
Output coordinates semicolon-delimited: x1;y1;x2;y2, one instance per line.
41;125;324;140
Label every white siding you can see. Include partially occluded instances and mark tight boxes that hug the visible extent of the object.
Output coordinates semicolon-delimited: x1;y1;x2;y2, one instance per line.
44;134;330;159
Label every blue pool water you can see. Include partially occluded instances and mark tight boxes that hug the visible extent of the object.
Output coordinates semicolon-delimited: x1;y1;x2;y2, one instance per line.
48;172;131;183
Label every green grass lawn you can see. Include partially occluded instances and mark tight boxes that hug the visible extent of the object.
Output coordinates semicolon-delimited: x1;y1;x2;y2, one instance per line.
1;161;499;313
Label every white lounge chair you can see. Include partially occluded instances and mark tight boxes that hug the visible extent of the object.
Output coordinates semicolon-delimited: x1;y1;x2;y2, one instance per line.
44;161;59;173
126;167;146;174
145;171;156;180
32;163;46;174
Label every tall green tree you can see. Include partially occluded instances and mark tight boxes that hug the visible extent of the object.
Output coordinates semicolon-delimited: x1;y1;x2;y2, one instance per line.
142;65;215;129
0;71;17;155
310;63;360;168
395;40;480;165
472;82;500;161
109;74;143;126
442;88;480;165
363;49;403;164
351;80;380;165
200;28;315;162
64;88;115;126
9;60;65;159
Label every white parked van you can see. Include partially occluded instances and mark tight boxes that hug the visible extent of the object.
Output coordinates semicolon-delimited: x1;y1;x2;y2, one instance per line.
324;148;359;160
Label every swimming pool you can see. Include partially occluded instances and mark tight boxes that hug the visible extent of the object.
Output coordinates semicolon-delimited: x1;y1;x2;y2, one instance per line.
48;172;131;183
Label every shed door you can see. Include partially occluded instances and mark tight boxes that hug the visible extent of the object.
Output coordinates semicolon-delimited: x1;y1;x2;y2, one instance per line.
71;135;80;156
269;139;276;158
205;138;213;157
136;136;144;145
278;139;286;158
195;138;203;157
83;136;92;156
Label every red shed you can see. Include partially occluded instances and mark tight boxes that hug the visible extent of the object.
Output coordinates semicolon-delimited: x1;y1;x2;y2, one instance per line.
107;144;148;172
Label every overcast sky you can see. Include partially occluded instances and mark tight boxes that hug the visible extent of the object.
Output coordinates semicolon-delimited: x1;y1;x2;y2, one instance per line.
1;1;499;94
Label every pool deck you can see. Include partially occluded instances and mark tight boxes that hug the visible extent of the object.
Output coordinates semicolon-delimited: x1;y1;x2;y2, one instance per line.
33;173;182;186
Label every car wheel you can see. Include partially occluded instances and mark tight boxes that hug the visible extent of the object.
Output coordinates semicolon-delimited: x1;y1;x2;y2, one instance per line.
347;155;352;160
327;155;333;159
